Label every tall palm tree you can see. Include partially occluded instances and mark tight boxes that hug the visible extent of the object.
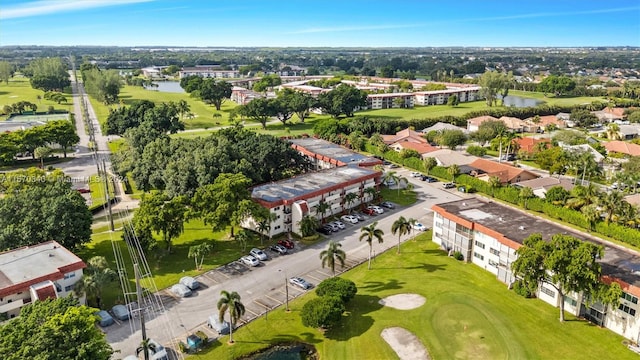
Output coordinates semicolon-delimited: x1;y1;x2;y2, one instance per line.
447;164;460;182
314;200;330;223
217;290;245;344
343;192;358;214
363;187;378;205
320;240;346;276
73;256;116;309
424;157;437;175
381;171;400;188
581;204;600;231
136;338;157;360
519;186;535;210
395;175;408;196
256;219;270;245
234;229;252;251
565;183;600;210
188;242;213;270
359;221;384;270
391;216;412;254
488;176;502;197
600;190;624;224
607;123;621;140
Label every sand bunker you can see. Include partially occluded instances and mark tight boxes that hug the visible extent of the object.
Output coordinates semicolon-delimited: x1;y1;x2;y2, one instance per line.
378;293;425;310
381;327;430;360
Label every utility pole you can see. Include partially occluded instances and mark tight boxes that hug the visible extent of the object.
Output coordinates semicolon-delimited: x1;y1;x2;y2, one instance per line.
134;264;149;360
102;158;114;231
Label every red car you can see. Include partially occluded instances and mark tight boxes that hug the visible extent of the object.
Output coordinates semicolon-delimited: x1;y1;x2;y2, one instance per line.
76;188;91;194
362;208;376;216
278;239;295;249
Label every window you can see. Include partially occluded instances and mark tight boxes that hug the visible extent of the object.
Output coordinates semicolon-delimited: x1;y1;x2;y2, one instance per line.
488;259;498;267
564;296;577;307
64;285;73;292
540;285;555;298
622;292;638;304
274;225;281;230
489;248;500;256
474;240;485;249
619;304;637;316
473;252;484;260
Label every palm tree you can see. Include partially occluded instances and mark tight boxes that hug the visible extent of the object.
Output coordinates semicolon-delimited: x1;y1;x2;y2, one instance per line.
176;99;190;121
359;221;384;270
73;256;116;309
381;171;400;188
136;338;157;360
320;240;346;276
581;204;600;231
217;290;245;344
297;215;319;237
447;164;459;182
606;123;621;140
363;187;378;205
519;186;535;210
423;157;437;175
234;229;252;251
600;190;624;224
343;192;358;214
488;176;502;197
314;200;330;223
391;216;412;254
395;175;408;196
565;183;600;210
188;242;213;270
256;219;270;245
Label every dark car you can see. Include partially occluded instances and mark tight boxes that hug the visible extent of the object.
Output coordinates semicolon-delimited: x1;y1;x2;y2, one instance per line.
421;175;437;182
278;239;295;249
270;244;288;254
500;153;516;161
317;226;332;235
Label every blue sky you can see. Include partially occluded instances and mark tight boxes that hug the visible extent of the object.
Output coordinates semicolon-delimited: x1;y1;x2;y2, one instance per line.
1;0;639;47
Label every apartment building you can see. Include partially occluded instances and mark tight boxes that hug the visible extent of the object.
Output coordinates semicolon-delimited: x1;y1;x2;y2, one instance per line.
178;67;240;79
366;93;414;109
414;86;481;105
250;167;380;237
431;198;640;341
0;241;86;320
289;138;382;170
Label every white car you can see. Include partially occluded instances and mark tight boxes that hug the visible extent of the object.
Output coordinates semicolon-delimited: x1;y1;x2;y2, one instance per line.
289;277;313;290
410;172;422;177
170;284;192;298
340;215;358;224
413;222;427;231
240;255;260;267
331;221;346;230
249;248;268;261
367;205;384;214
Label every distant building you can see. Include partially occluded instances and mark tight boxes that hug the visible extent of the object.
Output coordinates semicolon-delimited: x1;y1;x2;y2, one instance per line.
366;93;414;109
178;67;240;79
0;241;86;320
420;122;469;134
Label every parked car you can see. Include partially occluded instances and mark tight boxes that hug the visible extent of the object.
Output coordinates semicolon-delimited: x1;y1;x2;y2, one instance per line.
382;160;391;165
179;276;200;290
95;310;114;327
500;153;516;161
270;244;288;254
250;248;268;261
207;314;230;335
380;201;395;209
410;172;422;177
76;188;91;194
278;239;295;249
240;255;260;267
367;205;384;214
147;339;168;360
317;226;332;235
186;333;204;352
389;164;400;169
111;304;130;321
362;207;377;216
289;277;313;290
171;283;193;298
420;175;437;182
331;221;345;230
413;222;427;231
383;179;396;186
340;214;358;224
443;182;456;189
353;212;365;221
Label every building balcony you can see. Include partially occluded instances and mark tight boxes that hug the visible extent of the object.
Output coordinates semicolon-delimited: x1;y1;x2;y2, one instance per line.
0;298;27;313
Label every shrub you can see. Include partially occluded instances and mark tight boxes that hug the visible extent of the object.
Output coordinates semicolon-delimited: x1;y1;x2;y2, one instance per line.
466;145;487;157
301;296;345;330
315;277;357;304
453;251;464;261
179;342;188;353
512;280;534;298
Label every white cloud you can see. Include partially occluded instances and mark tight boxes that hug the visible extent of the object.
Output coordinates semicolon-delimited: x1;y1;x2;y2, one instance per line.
0;0;154;20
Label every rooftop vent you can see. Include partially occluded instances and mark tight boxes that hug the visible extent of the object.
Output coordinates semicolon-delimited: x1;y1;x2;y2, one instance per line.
462;202;467;206
518;226;525;230
498;217;503;221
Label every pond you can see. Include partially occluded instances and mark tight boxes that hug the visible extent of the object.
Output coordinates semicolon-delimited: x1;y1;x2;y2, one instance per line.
144;81;185;93
499;95;544;108
242;343;317;360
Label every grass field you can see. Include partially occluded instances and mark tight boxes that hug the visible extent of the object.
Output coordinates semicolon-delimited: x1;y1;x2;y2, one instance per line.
509;90;606;107
0;77;73;115
196;234;635;360
87;174;115;211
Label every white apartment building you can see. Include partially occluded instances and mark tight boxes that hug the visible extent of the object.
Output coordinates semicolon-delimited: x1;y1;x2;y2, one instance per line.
178;67;240;79
0;241;86;320
414;86;481;105
366;93;414;109
289;138;382;170
432;198;640;342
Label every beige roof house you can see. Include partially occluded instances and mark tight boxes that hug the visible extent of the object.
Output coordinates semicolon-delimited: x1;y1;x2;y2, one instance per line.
381;128;427;145
424;149;478;167
469;158;539;184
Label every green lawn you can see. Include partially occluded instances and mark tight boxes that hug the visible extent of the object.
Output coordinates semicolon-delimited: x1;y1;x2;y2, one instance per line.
87;174;115;212
356;101;489;120
196;234;634;360
0;77;73;115
379;187;417;206
509;90;606;107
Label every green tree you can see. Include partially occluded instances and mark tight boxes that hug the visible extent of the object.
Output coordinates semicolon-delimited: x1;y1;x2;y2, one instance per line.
26;57;70;91
188;242;213;270
478;71;511;107
359;221;384;269
437;129;467;150
278;89;316;123
599;190;624;224
217;290;246;344
315;277;357;303
133;192;187;252
314;200;331;223
74;256;116;309
519;186;535;210
191;173;264;237
298;215;319;237
537;75;577;96
237;97;277;129
423;157;437;175
34;146;51;168
581;204;600;231
0;297;113;360
391;216;412;254
317;84;368;118
512;233;620;322
343;192;359;213
199;79;232;110
136;338;157;360
43;120;80;158
565;184;600;210
234;229;253;251
256;218;271;245
0;61;13;84
488;176;502;197
320;240;346;276
300;295;345;330
447;164;460;182
447;94;459;106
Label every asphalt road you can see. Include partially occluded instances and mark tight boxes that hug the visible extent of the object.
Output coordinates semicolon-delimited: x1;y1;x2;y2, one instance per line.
105;169;463;358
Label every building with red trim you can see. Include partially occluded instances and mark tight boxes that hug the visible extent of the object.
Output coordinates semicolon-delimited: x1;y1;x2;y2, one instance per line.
432;198;640;341
289;138;382;170
0;241;86;320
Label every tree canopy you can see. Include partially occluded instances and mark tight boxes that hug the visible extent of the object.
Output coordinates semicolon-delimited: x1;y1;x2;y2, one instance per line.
0;297;113;360
478;70;513;107
317;84;368;118
25;58;70;92
105;100;184;135
538;75;577;96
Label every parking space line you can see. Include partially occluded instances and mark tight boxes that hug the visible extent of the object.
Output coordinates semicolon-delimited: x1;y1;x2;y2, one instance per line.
244;307;260;317
202;272;219;283
265;295;282;305
306;273;324;282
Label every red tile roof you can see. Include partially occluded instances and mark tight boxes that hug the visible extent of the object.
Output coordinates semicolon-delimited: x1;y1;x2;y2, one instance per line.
514;137;551;153
470;158;539;184
603;141;640;156
34;283;58;301
605;107;626;117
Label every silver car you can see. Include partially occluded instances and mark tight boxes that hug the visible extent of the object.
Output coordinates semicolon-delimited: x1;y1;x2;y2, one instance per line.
241;255;260;267
170;283;192;298
250;248;268;261
289;277;313;290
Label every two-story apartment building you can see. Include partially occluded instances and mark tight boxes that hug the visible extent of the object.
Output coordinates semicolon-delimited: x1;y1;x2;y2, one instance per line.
178;67;240;79
414;86;481;105
251;167;380;237
366;93;414;109
431;198;640;342
0;241;86;320
289;138;382;170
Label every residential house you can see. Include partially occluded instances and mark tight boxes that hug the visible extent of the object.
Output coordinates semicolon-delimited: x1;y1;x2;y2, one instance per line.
498;116;536;133
618;124;640;140
250;167;380;237
562;144;606;165
592;110;623;123
389;141;438;156
467;116;499;132
514;137;551;155
525;115;566;129
0;241;86;320
421;122;469;134
603;141;640;157
424;149;478;167
289;138;382;170
381;128;427;145
513;177;575;198
432;198;640;342
468;158;539;184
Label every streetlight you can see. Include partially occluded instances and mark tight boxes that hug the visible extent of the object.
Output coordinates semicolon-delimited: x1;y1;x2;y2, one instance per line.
279;269;290;312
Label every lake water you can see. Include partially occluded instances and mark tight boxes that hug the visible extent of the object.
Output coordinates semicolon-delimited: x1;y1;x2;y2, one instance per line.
499;95;544;108
144;81;185;93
